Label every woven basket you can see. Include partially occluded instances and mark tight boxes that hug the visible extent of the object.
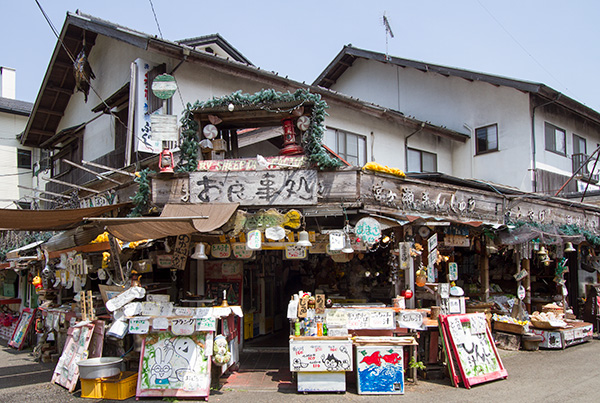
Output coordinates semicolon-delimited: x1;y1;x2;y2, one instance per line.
530;319;559;330
542;306;564;315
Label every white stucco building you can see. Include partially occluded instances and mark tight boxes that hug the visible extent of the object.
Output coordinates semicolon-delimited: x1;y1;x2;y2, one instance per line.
314;46;600;196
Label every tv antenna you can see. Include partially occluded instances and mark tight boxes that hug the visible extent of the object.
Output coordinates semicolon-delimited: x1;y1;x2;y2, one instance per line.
382;12;395;61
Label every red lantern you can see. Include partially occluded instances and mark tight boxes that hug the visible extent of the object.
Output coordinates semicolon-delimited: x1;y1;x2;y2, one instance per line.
159;148;174;173
279;118;303;156
404;289;413;299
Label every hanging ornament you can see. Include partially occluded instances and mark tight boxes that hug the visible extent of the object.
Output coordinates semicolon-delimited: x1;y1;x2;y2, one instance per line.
208;115;222;125
296;115;310;131
203;124;218;140
199;139;214;152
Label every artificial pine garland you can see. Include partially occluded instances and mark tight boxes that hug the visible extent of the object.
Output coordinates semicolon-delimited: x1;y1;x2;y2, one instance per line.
128;168;154;217
177;88;341;172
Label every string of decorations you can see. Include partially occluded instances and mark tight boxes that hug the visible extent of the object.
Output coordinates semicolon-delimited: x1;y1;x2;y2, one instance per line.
178;89;342;172
128;168;154;217
506;219;600;246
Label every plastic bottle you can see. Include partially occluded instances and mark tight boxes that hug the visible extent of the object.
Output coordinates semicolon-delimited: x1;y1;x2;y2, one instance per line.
294;319;301;336
316;317;323;337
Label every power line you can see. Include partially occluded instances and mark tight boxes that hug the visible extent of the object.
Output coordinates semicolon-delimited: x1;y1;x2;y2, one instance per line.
148;0;164;39
477;0;575;99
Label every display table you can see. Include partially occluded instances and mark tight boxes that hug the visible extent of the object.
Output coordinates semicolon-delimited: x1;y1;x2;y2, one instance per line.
530;321;593;349
354;336;417;395
289;336;353;393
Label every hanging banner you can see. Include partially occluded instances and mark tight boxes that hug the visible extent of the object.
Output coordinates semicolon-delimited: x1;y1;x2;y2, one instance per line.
172;233;192;271
354;217;382;245
134;58;162;153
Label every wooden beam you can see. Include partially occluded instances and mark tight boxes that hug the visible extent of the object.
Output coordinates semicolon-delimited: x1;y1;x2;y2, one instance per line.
62;159;123;185
38;108;64;117
28;128;54;137
46;84;74;95
17;185;71;199
85;216;208;222
81;160;137;177
44;177;101;194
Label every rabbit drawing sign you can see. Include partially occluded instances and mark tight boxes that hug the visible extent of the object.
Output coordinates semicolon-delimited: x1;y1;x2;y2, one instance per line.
139;332;211;398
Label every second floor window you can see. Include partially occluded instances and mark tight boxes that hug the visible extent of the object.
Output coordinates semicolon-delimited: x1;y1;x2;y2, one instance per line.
545;122;566;156
17;149;31;169
573;134;586;155
407;148;437;173
324;128;366;166
475;124;498;154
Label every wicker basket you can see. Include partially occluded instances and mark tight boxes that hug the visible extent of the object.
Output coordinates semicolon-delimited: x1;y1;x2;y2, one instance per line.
530;319;559;330
542;306;564;315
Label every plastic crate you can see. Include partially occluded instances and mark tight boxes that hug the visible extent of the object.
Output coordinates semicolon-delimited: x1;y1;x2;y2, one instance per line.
103;371;138;400
80;371;137;400
80;378;103;399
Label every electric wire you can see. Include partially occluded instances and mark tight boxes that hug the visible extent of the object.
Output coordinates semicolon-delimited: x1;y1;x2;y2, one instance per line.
148;0;163;39
476;0;575;100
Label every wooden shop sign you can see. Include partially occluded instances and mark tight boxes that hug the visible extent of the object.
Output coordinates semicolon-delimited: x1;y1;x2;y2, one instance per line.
189;170;317;206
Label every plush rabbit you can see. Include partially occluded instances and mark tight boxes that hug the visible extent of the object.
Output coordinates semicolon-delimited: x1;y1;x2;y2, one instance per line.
151;347;174;386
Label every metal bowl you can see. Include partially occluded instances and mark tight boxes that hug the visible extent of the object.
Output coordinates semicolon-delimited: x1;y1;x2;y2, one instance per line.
77;357;123;379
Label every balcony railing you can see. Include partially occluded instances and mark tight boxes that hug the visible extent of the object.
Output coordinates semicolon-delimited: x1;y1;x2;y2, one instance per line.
572;153;600;184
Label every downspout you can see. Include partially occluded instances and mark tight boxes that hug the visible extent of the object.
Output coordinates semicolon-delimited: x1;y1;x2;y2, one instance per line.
530;94;561;192
404;122;425;171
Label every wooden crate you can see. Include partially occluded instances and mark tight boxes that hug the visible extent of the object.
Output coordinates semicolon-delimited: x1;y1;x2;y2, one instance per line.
492;321;526;335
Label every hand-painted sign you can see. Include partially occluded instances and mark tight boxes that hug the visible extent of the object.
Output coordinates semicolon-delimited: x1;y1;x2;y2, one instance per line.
172;234;192;271
356;345;404;394
354;217;382;245
439;313;507;389
138;332;210;398
189;170;317;206
289;339;353;372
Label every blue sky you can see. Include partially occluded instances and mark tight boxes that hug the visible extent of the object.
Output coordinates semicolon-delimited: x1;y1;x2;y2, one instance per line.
3;1;600;111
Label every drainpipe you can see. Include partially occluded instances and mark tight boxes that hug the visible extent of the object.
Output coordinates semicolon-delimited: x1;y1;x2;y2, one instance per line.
404;123;425;171
530;94;561;192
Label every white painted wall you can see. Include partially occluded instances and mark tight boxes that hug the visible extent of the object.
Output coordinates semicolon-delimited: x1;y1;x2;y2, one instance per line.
329;58;537;190
0;111;32;208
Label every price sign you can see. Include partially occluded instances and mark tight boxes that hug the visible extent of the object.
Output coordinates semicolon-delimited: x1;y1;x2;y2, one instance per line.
232;243;254;259
141;301;161;316
210;244;231;258
328;232;344;251
427;264;436;283
518;285;526;300
246;229;262;250
285;244;307;259
171;318;196;335
129;317;150;334
196;317;217;331
152;317;169;330
448;262;458;281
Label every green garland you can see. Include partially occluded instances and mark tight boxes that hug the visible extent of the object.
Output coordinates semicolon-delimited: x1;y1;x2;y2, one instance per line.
559;224;600;246
177;88;342;172
506;219;600;246
128;168;154;217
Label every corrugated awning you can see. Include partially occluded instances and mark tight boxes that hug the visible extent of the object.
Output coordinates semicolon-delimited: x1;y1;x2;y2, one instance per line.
0;203;128;231
104;203;239;242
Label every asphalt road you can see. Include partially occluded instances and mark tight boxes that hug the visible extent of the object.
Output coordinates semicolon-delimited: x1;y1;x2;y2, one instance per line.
1;338;600;402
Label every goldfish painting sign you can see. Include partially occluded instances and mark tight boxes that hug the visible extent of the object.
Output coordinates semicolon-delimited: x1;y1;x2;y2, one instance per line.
356;345;404;394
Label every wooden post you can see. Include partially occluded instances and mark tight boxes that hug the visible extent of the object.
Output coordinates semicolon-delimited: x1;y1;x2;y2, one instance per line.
480;251;489;302
522;258;531;312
